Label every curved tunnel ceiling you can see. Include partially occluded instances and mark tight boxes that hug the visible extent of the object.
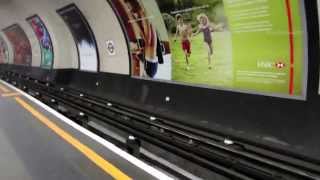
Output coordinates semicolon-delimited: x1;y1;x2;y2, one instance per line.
0;0;130;74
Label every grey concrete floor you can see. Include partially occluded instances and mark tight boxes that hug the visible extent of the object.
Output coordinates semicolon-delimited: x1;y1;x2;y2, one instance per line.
0;88;156;180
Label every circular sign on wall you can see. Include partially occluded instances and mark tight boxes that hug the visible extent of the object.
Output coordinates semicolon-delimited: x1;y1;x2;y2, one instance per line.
106;40;116;56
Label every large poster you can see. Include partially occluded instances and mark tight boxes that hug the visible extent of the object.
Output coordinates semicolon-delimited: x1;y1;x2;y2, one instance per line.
0;36;9;64
3;24;32;66
109;0;172;79
57;4;99;72
27;15;54;69
157;0;306;98
111;0;307;98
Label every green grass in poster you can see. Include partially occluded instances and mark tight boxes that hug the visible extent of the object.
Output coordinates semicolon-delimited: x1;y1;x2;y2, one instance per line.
172;31;233;88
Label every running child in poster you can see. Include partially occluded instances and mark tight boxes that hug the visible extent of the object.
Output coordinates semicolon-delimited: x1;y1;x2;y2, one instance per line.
174;14;193;70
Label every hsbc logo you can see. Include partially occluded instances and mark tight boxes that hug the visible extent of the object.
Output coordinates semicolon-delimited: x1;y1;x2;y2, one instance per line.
257;61;274;69
257;59;286;70
275;62;286;69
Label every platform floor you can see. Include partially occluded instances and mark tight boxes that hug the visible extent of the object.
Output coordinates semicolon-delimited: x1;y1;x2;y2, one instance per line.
0;81;167;180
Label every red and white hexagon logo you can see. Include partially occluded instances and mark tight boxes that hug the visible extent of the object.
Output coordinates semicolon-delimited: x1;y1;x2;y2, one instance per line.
275;62;286;69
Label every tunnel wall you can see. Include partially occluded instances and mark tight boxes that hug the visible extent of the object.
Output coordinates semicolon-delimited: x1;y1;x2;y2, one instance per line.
0;0;78;69
0;0;129;71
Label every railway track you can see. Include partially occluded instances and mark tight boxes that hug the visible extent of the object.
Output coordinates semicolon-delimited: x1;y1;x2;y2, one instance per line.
2;70;320;180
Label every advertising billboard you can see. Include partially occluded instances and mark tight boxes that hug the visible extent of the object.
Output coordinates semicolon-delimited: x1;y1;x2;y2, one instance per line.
27;15;54;69
111;0;307;99
160;0;307;98
109;0;172;79
3;24;32;66
57;4;99;72
0;35;9;64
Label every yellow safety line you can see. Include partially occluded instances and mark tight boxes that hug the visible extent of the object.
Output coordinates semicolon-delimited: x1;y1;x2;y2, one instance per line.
14;97;132;180
2;92;21;97
0;84;10;93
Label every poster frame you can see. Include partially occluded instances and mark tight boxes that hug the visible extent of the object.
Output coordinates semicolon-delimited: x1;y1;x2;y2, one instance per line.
56;3;100;72
26;14;54;69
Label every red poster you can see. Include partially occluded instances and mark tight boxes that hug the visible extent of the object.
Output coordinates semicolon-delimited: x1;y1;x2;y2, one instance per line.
4;24;32;66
